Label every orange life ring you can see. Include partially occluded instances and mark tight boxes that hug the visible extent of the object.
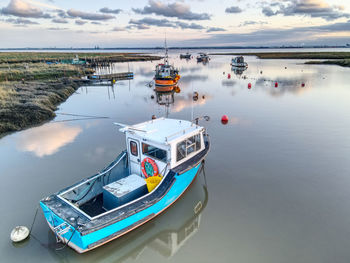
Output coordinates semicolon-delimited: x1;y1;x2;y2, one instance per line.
141;157;159;178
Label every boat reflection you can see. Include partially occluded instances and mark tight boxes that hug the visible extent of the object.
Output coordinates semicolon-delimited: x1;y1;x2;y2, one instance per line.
231;65;247;76
50;166;209;262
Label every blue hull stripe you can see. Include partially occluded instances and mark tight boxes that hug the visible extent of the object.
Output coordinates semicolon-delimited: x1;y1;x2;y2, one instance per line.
41;163;201;252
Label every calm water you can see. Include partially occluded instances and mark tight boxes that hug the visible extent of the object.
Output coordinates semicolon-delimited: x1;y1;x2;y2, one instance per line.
1;50;350;263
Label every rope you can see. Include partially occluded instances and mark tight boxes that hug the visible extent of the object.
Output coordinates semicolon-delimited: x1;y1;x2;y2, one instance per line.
55;227;77;251
29;205;39;235
56;112;109;119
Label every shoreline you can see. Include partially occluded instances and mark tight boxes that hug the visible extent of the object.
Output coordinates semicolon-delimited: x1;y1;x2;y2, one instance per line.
210;52;350;68
0;53;160;137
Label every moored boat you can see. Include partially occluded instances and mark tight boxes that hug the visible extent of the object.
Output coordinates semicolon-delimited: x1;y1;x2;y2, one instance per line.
180;52;191;59
154;40;180;86
230;56;248;67
40;118;210;253
196;53;209;62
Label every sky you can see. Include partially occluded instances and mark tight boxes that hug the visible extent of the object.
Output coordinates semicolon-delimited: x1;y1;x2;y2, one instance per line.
0;0;350;48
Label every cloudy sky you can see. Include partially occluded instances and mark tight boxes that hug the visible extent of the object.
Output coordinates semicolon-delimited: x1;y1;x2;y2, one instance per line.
0;0;349;48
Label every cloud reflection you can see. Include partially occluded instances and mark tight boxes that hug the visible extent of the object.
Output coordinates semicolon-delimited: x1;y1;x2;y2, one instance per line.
17;123;82;157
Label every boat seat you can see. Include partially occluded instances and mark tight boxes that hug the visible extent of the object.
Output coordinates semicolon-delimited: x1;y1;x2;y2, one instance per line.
102;174;147;210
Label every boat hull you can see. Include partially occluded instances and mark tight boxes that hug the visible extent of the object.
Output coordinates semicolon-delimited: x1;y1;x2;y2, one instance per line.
154;78;179;87
40;162;203;253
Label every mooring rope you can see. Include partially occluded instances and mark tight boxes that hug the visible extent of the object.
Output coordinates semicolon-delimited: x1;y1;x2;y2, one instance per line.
29;205;39;235
56;112;110;119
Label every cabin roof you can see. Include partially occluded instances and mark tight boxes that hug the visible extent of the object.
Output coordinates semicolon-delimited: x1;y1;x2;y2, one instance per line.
119;118;202;145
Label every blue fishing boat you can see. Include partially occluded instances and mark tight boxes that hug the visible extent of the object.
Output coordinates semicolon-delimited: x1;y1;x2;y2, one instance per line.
40;118;210;253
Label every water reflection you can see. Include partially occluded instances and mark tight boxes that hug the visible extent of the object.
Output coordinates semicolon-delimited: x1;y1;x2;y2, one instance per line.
50;166;208;262
16;123;82;157
231;65;247;76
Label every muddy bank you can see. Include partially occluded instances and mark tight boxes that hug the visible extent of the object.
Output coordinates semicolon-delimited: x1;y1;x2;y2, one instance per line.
0;78;88;137
304;59;350;67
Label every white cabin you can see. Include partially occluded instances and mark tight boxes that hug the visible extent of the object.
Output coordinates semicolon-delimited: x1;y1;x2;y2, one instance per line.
120;118;205;177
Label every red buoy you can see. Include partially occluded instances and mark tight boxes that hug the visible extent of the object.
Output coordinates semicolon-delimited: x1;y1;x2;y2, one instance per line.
274;82;278;88
301;83;305;87
221;115;228;124
227;74;231;79
248;83;252;89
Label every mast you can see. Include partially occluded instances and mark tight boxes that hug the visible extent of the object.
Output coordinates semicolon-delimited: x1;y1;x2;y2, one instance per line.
164;33;168;65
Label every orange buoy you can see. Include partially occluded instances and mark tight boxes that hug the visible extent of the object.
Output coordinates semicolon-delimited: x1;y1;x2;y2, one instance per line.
228;74;231;79
248;83;252;89
221;115;228;124
274;82;278;88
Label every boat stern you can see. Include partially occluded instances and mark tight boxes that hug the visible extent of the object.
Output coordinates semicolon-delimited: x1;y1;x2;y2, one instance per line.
39;199;86;253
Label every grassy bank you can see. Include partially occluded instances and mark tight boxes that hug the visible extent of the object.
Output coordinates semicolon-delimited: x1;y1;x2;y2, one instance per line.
0;78;86;136
0;52;160;64
0;52;160;137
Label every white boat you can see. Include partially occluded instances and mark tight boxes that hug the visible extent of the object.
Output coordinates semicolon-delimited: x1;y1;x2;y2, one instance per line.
230;56;248;67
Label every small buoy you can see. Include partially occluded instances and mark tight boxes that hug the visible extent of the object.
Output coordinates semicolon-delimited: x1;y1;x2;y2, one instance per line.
223;72;225;75
202;95;205;99
285;67;287;69
221;115;228;125
227;74;231;79
260;71;263;74
151;95;154;99
152;115;156;120
11;226;29;242
301;83;305;87
248;83;252;89
274;82;278;88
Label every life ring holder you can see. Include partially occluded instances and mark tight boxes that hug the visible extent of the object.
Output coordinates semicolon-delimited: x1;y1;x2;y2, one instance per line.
141;157;159;178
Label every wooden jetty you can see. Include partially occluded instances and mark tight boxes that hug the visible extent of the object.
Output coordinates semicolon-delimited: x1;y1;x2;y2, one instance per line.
83;72;133;84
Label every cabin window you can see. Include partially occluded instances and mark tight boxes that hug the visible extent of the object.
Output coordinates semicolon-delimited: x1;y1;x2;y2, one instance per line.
142;143;167;162
176;134;202;162
130;141;138;156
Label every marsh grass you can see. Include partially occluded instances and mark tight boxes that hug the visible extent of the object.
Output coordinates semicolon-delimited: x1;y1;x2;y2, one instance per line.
0;52;160;64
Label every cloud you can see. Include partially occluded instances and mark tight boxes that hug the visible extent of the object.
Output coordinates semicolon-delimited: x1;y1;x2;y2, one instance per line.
99;7;122;14
52;18;68;23
176;21;204;29
75;19;86;25
47;27;67;30
261;0;350;21
4;17;39;25
225;6;242;14
112;26;126;31
91;21;101;25
239;20;267;27
0;0;51;18
133;0;210;20
189;20;350;46
129;17;173;27
128;17;205;30
207;27;226;32
16;123;82;157
67;9;115;21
